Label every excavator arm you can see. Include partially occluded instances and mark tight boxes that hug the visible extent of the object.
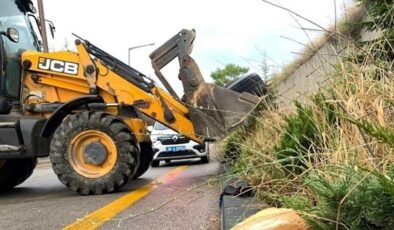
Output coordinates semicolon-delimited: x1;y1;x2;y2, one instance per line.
21;29;260;143
149;29;261;140
150;29;195;100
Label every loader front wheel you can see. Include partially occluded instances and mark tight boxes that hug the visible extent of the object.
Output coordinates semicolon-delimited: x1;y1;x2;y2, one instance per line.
50;112;139;195
0;158;37;192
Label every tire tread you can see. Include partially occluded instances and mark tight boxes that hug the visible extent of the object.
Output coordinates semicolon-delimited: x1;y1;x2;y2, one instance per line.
50;112;139;195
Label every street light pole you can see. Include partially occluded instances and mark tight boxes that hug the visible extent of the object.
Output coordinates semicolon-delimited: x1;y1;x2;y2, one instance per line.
37;0;48;52
128;43;155;66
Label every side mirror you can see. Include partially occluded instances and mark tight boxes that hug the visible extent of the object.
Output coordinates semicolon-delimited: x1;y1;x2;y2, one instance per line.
0;28;19;43
28;1;37;14
45;20;56;39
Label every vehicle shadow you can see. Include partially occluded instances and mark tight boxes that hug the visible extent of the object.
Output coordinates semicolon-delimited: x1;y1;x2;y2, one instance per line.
158;158;206;168
0;160;206;198
0;177;153;199
0;185;73;202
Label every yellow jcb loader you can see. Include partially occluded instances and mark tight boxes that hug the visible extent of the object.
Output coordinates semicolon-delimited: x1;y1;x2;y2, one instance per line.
0;0;260;194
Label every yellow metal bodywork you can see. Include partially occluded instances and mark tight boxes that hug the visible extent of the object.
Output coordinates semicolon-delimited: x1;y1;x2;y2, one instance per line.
122;118;150;143
21;42;201;143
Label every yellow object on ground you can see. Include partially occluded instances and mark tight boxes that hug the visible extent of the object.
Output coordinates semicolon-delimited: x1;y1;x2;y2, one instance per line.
231;208;309;230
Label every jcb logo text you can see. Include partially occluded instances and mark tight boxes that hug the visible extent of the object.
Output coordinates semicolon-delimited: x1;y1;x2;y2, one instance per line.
38;58;79;75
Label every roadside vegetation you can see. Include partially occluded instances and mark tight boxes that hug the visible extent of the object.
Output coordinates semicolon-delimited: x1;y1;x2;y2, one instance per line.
210;64;249;86
221;1;394;229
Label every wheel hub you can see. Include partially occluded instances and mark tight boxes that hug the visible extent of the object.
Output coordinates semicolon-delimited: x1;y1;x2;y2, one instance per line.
83;142;108;166
69;130;118;178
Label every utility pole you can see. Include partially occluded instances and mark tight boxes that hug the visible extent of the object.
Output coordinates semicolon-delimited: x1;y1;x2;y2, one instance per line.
37;0;48;52
128;43;155;66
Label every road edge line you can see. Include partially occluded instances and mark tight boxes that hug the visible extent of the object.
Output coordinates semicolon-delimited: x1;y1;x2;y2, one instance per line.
63;165;188;230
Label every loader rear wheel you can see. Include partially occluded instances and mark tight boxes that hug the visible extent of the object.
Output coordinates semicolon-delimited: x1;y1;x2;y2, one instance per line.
133;141;154;179
50;112;139;195
0;158;37;192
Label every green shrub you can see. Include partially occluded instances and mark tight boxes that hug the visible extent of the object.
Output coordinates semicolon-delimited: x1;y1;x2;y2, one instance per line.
220;1;394;228
350;118;394;150
284;167;394;230
223;128;246;162
223;96;274;163
356;0;394;61
274;102;320;174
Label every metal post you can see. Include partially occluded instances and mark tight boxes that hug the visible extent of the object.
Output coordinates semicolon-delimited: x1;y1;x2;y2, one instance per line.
37;0;48;52
128;43;155;66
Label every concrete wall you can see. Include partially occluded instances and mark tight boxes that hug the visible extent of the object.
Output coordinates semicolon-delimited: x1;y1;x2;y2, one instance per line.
273;10;381;110
273;8;382;110
274;37;346;108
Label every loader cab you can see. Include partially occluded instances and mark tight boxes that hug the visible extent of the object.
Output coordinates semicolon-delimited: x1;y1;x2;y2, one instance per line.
0;0;40;101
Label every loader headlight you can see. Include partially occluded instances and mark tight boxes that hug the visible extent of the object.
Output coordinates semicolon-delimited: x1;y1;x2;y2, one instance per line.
1;28;19;43
151;136;158;143
8;28;19;43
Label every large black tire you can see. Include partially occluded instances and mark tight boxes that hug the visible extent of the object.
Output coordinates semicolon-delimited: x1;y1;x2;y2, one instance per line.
201;156;210;164
200;144;210;164
151;160;160;167
132;141;154;179
225;73;267;97
0;158;37;192
50;112;139;195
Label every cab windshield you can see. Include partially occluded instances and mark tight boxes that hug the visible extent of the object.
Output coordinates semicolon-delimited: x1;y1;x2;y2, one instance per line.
0;0;39;99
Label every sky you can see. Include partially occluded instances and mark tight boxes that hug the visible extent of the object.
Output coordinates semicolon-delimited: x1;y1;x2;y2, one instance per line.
38;0;353;95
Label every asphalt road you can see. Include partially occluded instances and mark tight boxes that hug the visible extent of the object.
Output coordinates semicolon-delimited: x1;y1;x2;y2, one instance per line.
0;159;221;230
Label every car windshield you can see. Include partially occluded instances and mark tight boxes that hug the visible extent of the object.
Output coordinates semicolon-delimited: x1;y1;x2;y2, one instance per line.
0;0;39;99
154;123;169;131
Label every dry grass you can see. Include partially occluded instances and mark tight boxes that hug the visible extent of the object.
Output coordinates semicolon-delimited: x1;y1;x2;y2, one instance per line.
221;1;394;228
222;40;394;227
239;48;394;169
220;0;394;226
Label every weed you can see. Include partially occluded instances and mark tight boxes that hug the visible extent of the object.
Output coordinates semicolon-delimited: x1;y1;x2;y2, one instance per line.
220;1;394;229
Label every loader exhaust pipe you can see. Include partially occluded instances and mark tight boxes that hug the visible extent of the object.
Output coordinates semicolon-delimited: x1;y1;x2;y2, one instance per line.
37;0;49;52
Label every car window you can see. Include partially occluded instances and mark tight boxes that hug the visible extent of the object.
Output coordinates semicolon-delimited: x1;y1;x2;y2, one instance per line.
154;123;168;131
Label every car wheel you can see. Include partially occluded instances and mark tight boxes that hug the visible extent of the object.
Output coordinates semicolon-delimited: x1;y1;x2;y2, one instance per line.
201;155;210;164
151;160;160;167
201;143;210;164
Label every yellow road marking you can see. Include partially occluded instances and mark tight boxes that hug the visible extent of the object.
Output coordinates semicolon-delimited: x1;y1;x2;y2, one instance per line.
63;166;188;230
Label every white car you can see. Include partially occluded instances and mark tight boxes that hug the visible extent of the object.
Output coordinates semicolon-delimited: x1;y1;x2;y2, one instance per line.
150;122;210;167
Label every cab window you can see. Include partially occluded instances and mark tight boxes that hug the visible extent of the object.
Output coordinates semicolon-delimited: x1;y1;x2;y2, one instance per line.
0;0;38;99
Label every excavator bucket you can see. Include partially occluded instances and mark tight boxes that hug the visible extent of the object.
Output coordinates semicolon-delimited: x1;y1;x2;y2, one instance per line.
150;29;261;141
179;56;261;140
